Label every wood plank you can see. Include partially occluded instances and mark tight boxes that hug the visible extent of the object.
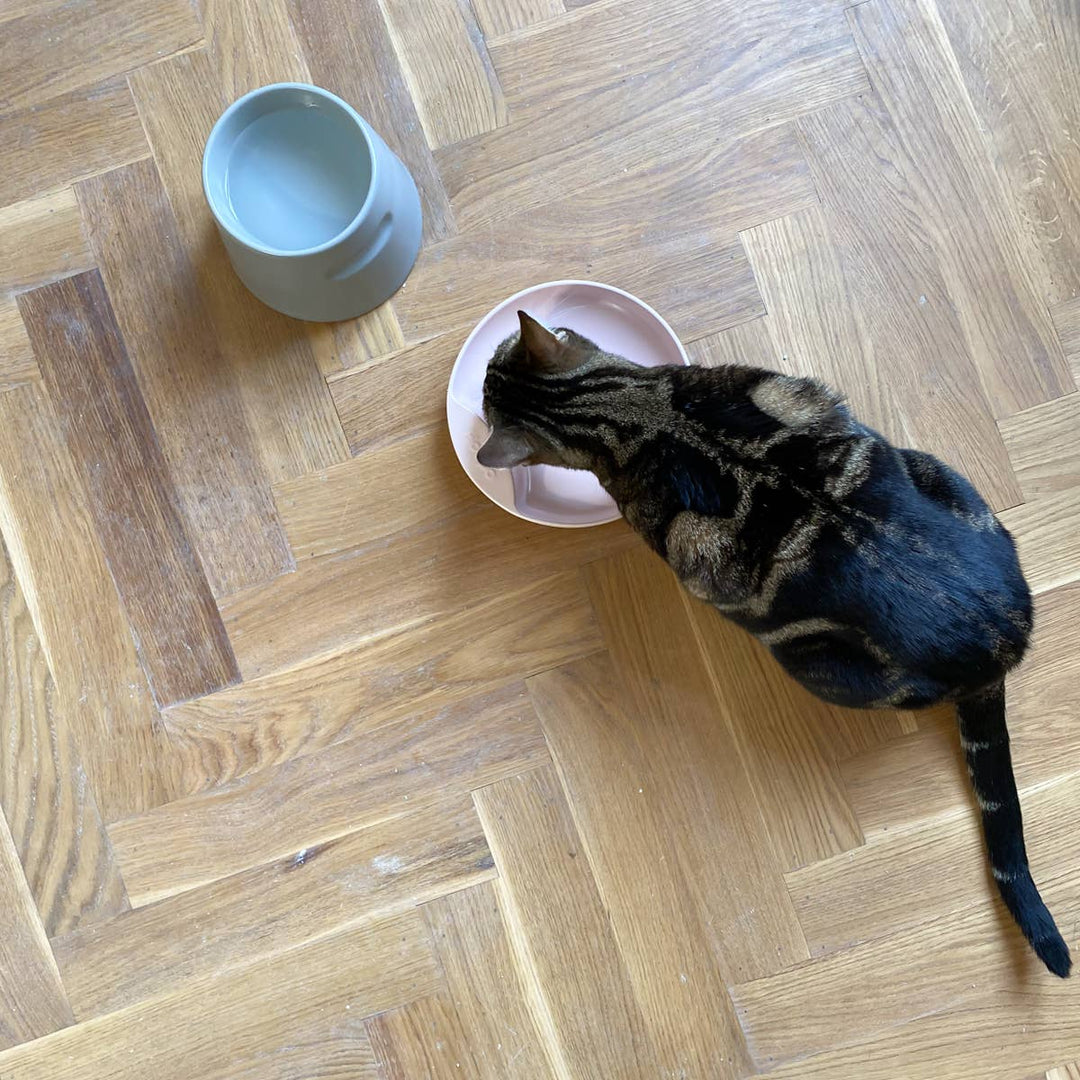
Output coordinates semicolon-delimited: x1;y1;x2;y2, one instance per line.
19;271;239;706
379;0;508;149
111;684;548;905
0;810;74;1049
1049;1065;1080;1080
1000;489;1080;594
470;0;563;38
0;297;36;391
586;548;810;981
399;122;817;345
436;0;868;231
368;991;486;1079
55;796;492;1018
1052;296;1080;376
686;316;783;371
1000;394;1080;498
129;51;350;483
0;382;175;822
76;158;293;597
328;333;460;454
274;426;480;559
0;912;440;1080
198;1032;382;1080
164;570;600;792
846;0;1074;416
0;76;147;209
529;654;751;1077
286;0;454;245
0;0;201;113
220;503;630;681
0;538;128;939
422;882;555;1079
0;189;92;294
305;311;404;377
473;766;663;1077
933;0;1080;307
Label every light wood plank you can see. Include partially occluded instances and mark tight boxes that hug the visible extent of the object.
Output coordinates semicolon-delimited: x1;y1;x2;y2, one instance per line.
19;271;239;707
77;158;293;597
1000;489;1080;594
328;333;460;454
129;51;350;483
470;0;563;39
380;0;508;148
1000;394;1080;498
473;766;664;1077
0;810;74;1049
687;316;782;371
846;0;1074;415
1049;1065;1080;1080
0;382;175;822
0;538;127;938
0;913;440;1080
368;991;485;1079
0;0;201;113
0;76;147;209
586;548;809;981
163;570;600;793
0;297;36;391
1052;296;1080;377
529;654;751;1077
274;426;479;559
422;882;555;1079
55;796;492;1018
198;1033;382;1080
111;684;548;905
0;189;92;294
286;0;454;245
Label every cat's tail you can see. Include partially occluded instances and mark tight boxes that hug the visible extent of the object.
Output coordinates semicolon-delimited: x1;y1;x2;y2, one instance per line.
957;681;1070;977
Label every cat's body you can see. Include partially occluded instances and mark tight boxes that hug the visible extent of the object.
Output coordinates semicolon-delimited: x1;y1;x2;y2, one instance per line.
479;311;1070;977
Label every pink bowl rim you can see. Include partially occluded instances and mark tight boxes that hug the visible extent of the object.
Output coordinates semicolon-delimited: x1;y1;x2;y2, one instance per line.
446;279;690;528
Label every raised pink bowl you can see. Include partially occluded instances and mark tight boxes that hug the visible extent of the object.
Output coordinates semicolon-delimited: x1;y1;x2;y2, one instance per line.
447;280;689;527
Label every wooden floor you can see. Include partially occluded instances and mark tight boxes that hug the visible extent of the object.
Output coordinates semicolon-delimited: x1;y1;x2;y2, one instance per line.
1;0;1079;1075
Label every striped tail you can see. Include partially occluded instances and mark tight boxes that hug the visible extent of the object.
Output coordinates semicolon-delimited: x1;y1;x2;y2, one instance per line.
957;682;1070;977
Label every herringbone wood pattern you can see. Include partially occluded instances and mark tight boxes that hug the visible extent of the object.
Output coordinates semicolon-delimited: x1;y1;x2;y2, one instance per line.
1;0;1079;1075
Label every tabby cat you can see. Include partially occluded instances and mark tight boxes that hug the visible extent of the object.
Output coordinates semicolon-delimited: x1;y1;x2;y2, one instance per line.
478;310;1070;977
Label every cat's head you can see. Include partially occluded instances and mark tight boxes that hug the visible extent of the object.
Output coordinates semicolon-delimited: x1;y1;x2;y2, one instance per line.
477;310;622;469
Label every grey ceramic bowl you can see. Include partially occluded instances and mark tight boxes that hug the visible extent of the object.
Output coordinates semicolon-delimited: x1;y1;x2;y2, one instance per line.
202;82;423;322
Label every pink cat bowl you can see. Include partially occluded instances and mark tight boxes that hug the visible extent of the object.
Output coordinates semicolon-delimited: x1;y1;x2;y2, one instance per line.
447;280;689;528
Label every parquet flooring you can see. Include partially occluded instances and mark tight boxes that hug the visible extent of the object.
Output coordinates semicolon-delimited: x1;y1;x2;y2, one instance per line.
1;0;1078;1075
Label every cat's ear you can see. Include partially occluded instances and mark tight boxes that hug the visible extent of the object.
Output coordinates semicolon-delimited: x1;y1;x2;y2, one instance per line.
477;424;536;468
518;311;579;374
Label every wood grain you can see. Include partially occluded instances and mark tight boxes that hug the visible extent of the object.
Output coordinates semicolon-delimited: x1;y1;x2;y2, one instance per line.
128;51;350;483
848;0;1074;416
76;158;293;597
286;0;455;244
327;333;461;454
0;382;174;822
687;316;783;371
0;810;74;1048
274;425;479;559
474;767;664;1078
586;548;810;981
0;913;440;1080
379;0;508;148
0;538;128;938
0;189;92;294
0;297;36;391
0;0;201;113
1000;394;1080;498
111;685;547;905
1000;490;1080;594
1052;296;1080;376
19;272;239;706
529;654;751;1077
368;991;486;1080
0;76;147;209
55;796;492;1018
470;0;563;38
422;882;555;1079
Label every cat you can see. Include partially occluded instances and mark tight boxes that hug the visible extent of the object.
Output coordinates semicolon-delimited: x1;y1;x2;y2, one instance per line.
478;310;1070;977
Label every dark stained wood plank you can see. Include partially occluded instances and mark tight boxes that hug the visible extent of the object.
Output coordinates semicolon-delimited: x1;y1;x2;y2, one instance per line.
286;0;454;244
0;190;93;295
0;76;147;209
128;51;351;483
0;811;74;1049
76;158;293;597
846;0;1074;415
18;271;239;706
0;0;201;112
0;538;128;938
0;382;176;822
